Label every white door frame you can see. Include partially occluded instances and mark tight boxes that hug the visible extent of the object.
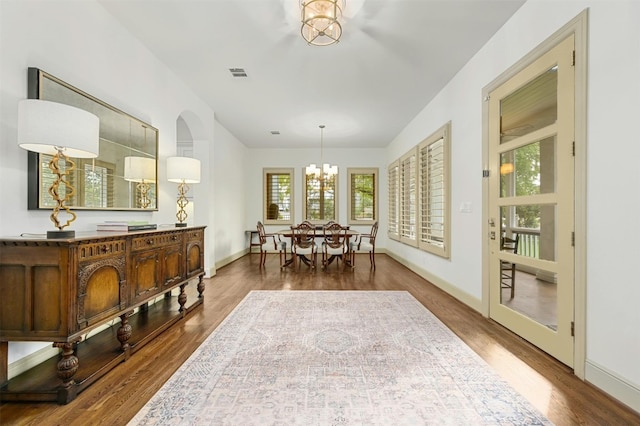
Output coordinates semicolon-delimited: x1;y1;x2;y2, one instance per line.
481;10;588;378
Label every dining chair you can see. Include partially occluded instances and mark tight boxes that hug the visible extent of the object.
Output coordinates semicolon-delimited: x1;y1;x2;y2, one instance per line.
321;222;349;269
290;222;317;269
256;221;277;267
267;203;279;220
500;234;520;299
350;221;378;269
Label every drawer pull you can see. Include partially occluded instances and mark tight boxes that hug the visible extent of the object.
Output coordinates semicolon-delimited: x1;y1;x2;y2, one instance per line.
146;239;155;245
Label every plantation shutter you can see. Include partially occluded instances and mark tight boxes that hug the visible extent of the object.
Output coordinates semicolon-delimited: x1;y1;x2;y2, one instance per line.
266;172;292;221
400;149;417;245
388;162;399;239
420;137;445;247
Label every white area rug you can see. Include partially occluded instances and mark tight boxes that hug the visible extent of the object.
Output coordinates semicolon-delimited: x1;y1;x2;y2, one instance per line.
129;291;552;425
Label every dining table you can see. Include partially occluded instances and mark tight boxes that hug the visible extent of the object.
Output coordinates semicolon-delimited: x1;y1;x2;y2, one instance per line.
276;227;360;269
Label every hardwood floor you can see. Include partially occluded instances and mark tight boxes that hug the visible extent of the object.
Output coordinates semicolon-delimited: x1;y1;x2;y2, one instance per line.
1;253;638;425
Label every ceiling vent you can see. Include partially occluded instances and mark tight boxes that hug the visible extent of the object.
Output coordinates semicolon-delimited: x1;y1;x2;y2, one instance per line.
270;130;280;135
229;68;247;78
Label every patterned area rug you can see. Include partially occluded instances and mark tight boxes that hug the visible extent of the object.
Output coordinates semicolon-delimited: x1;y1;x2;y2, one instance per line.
129;291;552;425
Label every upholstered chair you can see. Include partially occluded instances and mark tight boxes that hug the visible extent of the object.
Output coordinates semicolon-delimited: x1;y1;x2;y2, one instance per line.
321;222;349;269
350;221;378;269
289;222;317;269
256;221;277;267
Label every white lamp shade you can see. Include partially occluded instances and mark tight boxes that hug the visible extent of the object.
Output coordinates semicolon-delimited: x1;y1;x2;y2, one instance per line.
167;157;201;183
124;156;156;182
18;99;99;158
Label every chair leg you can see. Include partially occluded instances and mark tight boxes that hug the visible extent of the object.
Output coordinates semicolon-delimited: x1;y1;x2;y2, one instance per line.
510;264;516;298
369;250;375;269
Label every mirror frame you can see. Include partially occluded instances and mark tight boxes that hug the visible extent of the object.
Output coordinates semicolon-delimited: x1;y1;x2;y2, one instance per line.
26;67;159;211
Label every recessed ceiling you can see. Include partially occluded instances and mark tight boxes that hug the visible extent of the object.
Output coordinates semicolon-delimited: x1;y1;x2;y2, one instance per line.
98;0;526;149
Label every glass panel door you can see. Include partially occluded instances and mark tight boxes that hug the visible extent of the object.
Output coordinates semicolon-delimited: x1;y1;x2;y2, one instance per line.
488;35;575;367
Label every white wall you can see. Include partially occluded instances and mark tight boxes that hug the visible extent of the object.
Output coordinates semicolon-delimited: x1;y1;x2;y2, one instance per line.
0;1;218;365
386;0;640;411
244;147;388;238
213;121;249;267
2;0;638;413
0;1;216;235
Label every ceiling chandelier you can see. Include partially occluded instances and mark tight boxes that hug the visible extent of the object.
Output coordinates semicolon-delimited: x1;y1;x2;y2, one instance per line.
306;124;337;178
300;0;345;46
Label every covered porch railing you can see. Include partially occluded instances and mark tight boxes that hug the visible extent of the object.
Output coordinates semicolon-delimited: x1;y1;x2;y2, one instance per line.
512;227;540;258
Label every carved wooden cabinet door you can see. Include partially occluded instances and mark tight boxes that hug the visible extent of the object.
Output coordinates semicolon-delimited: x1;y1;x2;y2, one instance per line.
76;239;127;330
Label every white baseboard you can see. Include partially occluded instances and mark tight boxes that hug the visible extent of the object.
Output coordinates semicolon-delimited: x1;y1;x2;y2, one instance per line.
585;360;640;414
385;250;640;415
384;249;482;313
8;344;59;380
215;249;249;270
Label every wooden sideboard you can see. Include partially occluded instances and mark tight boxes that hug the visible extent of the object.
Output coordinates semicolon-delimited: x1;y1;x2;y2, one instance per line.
0;226;206;404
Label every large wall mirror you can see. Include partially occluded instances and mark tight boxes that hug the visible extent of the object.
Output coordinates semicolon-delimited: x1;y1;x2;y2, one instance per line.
27;67;158;211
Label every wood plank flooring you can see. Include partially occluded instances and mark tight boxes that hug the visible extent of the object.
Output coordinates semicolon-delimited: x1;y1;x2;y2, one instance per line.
1;253;638;425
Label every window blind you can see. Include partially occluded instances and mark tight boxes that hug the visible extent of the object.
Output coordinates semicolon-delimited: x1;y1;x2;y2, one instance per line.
82;163;111;208
266;172;291;220
388;163;399;238
400;151;416;241
420;137;445;247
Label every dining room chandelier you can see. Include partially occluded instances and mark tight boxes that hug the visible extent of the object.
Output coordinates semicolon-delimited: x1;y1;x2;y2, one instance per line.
306;124;337;178
300;0;344;46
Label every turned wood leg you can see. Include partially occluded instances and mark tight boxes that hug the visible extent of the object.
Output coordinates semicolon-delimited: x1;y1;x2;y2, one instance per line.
197;274;205;298
53;341;79;389
53;341;80;404
178;283;187;312
117;311;133;352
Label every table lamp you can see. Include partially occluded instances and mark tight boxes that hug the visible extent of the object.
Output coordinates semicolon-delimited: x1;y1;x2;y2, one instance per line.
18;99;100;238
167;156;201;227
124;156;156;208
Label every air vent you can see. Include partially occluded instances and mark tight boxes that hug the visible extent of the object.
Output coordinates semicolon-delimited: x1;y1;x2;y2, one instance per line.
270;130;280;135
229;68;247;78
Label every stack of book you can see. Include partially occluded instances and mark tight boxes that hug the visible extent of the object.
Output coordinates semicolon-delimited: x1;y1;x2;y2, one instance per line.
96;221;157;232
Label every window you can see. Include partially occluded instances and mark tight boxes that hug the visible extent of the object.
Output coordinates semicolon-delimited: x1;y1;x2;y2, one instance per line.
39;155;67;207
418;122;450;258
80;159;114;208
388;121;451;257
399;148;418;246
39;155;115;208
263;168;293;225
388;161;399;240
347;168;378;225
303;170;337;222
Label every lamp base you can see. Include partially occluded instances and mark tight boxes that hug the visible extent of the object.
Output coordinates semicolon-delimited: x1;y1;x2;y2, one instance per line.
175;223;187;228
47;229;75;239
